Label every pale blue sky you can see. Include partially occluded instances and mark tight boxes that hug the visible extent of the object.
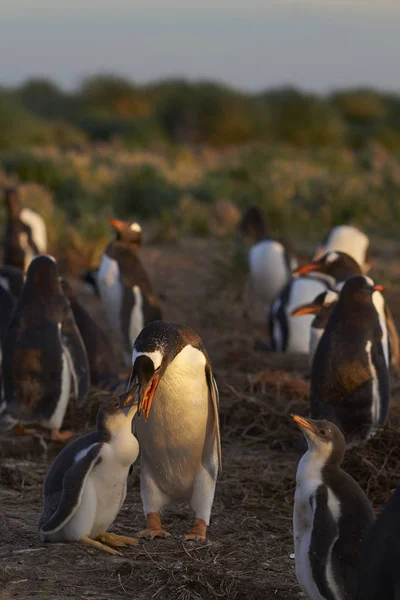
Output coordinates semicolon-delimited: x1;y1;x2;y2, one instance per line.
1;0;399;92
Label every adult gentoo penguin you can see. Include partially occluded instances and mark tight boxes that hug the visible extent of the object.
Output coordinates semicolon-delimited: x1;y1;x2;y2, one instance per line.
239;206;297;320
310;276;390;445
0;255;90;440
3;187;47;272
292;414;375;600
98;218;162;365
39;386;139;555
61;279;120;389
313;224;370;273
356;482;400;600
269;251;361;354
129;320;221;541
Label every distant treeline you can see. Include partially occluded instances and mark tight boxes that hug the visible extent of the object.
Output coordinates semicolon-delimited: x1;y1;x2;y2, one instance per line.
1;75;400;150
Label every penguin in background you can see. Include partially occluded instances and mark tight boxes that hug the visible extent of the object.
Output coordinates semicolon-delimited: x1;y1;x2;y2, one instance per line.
98;219;162;366
0;265;24;298
129;320;221;542
0;255;90;441
60;279;121;389
356;483;400;600
3;187;47;272
310;275;390;445
39;386;139;555
239;206;297;322
313;224;370;273
292;414;375;600
269;251;361;353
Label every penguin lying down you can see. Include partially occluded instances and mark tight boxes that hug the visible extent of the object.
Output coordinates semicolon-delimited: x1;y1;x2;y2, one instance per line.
39;386;139;556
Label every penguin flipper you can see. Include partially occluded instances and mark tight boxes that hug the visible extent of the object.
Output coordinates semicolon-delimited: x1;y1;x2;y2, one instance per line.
40;443;102;538
61;311;90;408
371;340;390;426
206;365;222;475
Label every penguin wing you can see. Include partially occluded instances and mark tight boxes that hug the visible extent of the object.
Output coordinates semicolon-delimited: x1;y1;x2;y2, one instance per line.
61;310;90;408
205;364;222;475
40;442;102;536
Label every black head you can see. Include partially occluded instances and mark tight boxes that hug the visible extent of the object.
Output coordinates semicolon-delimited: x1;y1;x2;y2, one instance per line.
339;275;382;306
97;384;139;435
291;290;338;319
239;206;267;243
24;255;60;296
294;251;362;282
4;187;22;218
110;218;142;246
292;414;345;466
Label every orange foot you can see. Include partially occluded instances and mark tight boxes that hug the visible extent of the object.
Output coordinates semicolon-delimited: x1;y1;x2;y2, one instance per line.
183;519;207;543
14;425;37;436
138;512;171;540
50;429;76;442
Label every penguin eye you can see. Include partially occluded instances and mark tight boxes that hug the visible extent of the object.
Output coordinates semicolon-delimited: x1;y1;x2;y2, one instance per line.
320;429;327;436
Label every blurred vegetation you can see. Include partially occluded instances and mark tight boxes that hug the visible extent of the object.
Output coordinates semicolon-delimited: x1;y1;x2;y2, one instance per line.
0;75;400;268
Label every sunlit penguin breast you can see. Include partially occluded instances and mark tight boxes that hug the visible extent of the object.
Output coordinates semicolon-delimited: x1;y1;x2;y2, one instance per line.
249;240;293;305
285;278;329;353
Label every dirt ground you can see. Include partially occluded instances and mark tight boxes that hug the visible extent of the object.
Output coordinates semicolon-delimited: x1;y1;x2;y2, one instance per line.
1;237;400;600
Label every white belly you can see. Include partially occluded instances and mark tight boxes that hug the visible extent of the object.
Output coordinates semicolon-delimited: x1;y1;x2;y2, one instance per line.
313;226;369;269
249;241;293;307
372;290;389;369
129;285;144;345
136;346;212;498
98;254;123;334
43;351;71;430
286;278;329;353
20;207;48;253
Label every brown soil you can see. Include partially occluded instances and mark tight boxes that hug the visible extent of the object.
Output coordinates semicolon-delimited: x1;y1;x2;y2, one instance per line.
1;238;400;600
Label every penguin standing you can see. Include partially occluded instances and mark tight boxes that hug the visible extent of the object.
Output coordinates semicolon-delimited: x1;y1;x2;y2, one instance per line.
310;276;390;445
356;483;400;600
61;279;120;389
0;255;90;440
313;225;370;273
3;187;47;272
39;386;139;555
269;251;361;353
129;320;221;542
292;414;375;600
239;206;297;322
98;219;162;365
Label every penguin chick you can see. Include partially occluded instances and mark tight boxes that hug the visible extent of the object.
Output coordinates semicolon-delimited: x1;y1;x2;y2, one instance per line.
61;279;121;389
98;219;162;365
269;251;360;354
240;206;297;323
129;320;222;542
0;255;90;441
313;225;370;273
310;275;390;445
39;386;139;555
356;482;400;600
291;290;339;366
292;414;375;600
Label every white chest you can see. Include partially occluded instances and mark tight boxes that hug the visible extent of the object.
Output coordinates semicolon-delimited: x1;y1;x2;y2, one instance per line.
285;278;329;353
249;241;292;304
98;254;122;333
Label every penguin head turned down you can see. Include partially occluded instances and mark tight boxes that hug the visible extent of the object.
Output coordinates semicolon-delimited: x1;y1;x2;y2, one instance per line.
110;218;142;246
96;384;139;437
4;187;22;218
294;251;362;282
239;206;267;244
292;414;345;467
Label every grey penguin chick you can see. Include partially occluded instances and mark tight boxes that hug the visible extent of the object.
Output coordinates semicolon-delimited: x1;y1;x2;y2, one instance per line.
39;386;140;555
292;414;375;600
129;320;222;542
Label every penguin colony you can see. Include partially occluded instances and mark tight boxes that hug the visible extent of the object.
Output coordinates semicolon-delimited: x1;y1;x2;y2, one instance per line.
1;191;400;598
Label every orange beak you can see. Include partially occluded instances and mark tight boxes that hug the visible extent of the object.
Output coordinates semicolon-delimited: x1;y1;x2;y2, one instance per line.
291;414;315;432
109;218;127;232
140;375;159;420
374;284;384;292
294;263;321;276
291;304;318;317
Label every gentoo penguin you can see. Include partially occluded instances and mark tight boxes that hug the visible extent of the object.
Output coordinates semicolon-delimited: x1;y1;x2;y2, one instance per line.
0;265;24;297
239;206;297;322
61;279;120;389
291;289;339;366
269;251;361;353
356;483;400;600
39;386;139;555
0;255;90;440
313;225;370;273
310;275;390;445
292;414;375;600
129;320;221;541
3;187;46;272
98;218;162;365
